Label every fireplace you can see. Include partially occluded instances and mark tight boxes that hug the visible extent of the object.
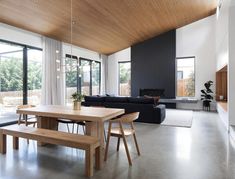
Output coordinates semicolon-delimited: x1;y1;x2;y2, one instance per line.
139;89;165;97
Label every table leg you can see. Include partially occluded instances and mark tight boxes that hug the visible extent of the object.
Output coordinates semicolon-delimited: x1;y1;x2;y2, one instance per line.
85;121;104;168
37;116;58;146
85;122;97;137
98;121;104;168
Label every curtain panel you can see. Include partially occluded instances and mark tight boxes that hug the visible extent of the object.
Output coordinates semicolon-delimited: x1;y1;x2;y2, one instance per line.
41;37;65;105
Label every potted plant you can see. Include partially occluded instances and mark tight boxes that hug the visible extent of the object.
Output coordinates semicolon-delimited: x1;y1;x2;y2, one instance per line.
201;80;213;111
71;92;84;110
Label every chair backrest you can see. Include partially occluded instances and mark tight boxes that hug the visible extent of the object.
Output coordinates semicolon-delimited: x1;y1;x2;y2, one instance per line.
120;112;140;123
17;104;35;109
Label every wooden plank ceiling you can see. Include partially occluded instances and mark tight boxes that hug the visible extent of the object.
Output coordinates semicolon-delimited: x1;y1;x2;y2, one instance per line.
0;0;217;55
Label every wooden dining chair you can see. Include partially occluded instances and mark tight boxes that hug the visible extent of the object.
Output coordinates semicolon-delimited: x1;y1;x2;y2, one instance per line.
17;104;37;143
57;119;86;134
17;105;37;127
104;112;140;166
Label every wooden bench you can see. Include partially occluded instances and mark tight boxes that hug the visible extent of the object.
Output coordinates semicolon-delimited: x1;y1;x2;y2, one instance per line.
0;125;101;177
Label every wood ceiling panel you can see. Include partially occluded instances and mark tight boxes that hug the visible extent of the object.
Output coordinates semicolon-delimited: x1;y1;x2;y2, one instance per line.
0;0;217;54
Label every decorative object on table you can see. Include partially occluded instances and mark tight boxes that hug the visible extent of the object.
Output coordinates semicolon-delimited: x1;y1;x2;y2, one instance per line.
71;92;84;110
219;95;224;100
201;80;213;111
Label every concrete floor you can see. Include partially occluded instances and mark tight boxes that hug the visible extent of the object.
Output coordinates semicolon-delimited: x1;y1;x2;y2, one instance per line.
0;111;235;179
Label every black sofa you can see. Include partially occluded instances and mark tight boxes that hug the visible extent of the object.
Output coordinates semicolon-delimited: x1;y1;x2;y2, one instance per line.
82;96;166;124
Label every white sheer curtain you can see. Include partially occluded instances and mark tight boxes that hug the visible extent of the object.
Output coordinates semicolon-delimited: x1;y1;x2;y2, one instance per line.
41;37;65;105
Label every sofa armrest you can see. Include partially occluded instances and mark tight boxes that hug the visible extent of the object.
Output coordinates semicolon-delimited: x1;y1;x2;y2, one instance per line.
153;104;166;123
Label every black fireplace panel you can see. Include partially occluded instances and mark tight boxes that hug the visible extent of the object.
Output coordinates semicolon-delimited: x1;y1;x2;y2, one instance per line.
139;89;165;97
131;30;176;98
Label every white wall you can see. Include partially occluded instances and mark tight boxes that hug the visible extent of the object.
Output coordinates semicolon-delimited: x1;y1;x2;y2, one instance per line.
0;23;42;48
106;48;131;95
215;0;230;129
228;1;235;126
216;0;230;71
176;15;217;110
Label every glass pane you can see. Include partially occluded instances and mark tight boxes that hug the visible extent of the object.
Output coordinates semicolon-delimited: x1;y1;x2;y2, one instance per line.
81;60;91;96
177;57;195;97
92;61;100;95
119;62;131;96
65;57;78;104
27;49;42;105
0;41;23;125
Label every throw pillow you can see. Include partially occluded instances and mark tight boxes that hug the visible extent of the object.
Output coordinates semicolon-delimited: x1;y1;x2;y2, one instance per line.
144;95;160;105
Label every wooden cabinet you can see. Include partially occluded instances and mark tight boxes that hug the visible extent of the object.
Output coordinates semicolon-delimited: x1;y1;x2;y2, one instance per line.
216;65;227;101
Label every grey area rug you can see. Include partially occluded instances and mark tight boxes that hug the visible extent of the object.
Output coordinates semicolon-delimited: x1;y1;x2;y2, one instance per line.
161;109;193;128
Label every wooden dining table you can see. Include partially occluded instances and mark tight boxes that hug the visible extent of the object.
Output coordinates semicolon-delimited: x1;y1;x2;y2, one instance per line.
16;105;125;168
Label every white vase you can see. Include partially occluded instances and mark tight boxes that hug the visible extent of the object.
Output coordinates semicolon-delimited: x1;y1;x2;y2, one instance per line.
73;101;81;110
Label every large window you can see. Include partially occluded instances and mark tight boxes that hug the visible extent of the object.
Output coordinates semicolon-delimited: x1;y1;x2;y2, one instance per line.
176;57;195;97
65;55;101;104
119;62;131;96
0;40;42;126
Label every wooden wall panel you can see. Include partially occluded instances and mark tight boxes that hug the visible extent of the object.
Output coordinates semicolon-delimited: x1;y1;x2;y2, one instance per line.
216;66;227;101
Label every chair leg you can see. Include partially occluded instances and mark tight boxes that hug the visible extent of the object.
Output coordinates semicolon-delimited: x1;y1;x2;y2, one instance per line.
66;123;70;133
24;115;29;144
82;125;86;134
104;129;107;143
77;124;79;134
116;137;120;151
0;132;6;154
18;114;21;125
72;123;74;133
133;133;140;156
104;121;112;161
119;121;132;166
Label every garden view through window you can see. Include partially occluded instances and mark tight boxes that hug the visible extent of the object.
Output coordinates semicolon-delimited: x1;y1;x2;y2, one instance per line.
0;40;42;125
65;56;101;104
119;62;131;96
176;57;195;97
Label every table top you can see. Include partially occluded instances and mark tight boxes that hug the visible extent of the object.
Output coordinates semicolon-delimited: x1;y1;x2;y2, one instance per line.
17;105;125;122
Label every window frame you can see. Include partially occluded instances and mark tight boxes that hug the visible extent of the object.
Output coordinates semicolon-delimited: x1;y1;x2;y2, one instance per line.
176;56;196;98
0;39;42;126
65;54;101;96
118;61;131;96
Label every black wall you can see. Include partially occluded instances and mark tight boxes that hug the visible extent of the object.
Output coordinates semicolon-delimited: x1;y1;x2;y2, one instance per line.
131;30;176;98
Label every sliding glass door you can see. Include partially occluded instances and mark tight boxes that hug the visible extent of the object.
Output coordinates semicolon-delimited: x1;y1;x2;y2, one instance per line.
27;48;42;105
0;40;42;126
0;42;24;125
65;55;101;104
80;59;91;96
80;58;101;96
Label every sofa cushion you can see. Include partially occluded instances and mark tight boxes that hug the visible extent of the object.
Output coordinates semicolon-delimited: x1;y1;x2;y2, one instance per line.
128;97;154;104
144;95;160;105
105;97;128;103
84;96;105;102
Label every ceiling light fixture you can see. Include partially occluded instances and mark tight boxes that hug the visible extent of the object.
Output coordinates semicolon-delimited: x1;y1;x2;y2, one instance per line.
216;0;222;19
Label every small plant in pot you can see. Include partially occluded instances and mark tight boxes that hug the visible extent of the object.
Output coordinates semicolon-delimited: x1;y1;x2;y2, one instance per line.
71;92;84;110
201;80;213;111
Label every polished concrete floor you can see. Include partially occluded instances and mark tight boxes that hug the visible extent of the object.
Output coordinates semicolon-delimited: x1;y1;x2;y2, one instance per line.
1;111;235;179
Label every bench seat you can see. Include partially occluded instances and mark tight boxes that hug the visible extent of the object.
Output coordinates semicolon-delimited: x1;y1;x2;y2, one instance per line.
0;125;100;177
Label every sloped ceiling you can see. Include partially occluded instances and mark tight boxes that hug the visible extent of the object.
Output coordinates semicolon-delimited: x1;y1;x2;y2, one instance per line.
0;0;217;54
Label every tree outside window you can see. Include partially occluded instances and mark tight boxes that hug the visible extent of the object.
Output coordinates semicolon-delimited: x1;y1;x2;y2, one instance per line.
119;62;131;96
176;57;195;97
